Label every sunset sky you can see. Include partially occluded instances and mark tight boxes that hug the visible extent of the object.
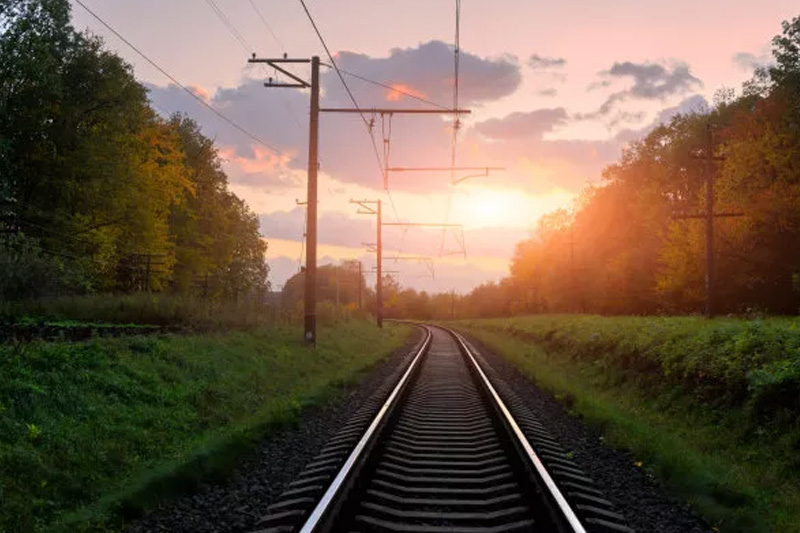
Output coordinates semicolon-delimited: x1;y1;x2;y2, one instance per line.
69;0;797;292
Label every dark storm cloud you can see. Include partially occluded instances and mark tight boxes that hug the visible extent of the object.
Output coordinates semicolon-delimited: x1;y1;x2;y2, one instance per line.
474;108;568;140
528;54;566;69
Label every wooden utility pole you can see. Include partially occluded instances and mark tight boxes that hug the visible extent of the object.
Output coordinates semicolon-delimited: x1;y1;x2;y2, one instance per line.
251;55;470;340
357;261;362;310
306;57;320;340
675;123;742;317
377;201;382;328
249;55;320;342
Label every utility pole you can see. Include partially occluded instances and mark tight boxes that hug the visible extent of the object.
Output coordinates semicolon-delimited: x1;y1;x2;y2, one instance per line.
451;289;455;319
675;122;742;317
357;261;362;310
703;124;716;318
335;264;340;317
351;199;383;327
306;57;320;340
377;201;382;328
249;55;319;342
251;55;470;340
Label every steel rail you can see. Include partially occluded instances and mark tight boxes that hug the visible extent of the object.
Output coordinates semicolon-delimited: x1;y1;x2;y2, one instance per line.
298;326;433;533
447;326;588;533
294;323;588;532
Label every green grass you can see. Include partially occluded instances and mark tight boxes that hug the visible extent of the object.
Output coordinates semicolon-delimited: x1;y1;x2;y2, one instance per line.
0;293;288;329
450;315;800;533
0;321;412;532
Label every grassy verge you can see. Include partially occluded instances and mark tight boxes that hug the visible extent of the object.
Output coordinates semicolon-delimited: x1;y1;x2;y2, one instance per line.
0;293;288;329
450;315;800;533
0;321;412;532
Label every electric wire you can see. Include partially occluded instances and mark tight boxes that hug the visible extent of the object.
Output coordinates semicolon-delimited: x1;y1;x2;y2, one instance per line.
246;0;284;50
321;64;449;110
72;0;284;156
296;0;386;186
203;0;305;133
440;0;463;256
204;0;254;52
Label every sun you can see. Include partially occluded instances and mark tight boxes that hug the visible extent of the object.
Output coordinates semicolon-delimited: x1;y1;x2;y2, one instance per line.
474;195;505;222
454;186;530;228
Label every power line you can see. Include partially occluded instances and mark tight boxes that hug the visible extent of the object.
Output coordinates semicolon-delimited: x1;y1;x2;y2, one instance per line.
247;0;284;50
204;0;253;52
324;64;449;110
297;0;392;219
202;0;304;133
441;0;462;255
297;0;369;130
72;0;284;156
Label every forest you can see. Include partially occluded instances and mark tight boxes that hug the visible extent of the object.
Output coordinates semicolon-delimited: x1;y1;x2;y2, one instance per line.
0;0;268;304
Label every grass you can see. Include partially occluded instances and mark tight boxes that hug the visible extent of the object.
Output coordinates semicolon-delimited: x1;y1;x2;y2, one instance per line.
0;321;412;532
450;315;800;533
0;293;288;329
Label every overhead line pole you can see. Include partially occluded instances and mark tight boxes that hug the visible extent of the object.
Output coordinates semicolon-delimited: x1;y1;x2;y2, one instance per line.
675;123;743;318
250;55;318;342
351;200;382;328
251;55;470;341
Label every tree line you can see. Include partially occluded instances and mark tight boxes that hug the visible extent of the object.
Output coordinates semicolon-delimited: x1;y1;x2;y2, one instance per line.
362;14;800;319
0;0;268;301
502;14;800;316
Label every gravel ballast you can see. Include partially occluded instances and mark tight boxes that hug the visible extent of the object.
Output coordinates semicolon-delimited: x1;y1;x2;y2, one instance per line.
460;332;714;533
126;328;423;533
128;325;711;532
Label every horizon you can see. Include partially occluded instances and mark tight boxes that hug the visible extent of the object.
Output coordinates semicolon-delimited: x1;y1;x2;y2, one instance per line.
68;0;797;293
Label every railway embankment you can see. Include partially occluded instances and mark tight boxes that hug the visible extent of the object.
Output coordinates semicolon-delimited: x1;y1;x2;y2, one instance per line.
451;315;800;533
0;321;412;532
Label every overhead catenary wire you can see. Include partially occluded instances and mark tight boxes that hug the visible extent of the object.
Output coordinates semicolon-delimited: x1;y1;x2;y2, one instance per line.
246;0;284;50
296;0;387;188
440;0;463;256
322;64;449;110
204;0;254;51
72;0;284;156
202;0;305;133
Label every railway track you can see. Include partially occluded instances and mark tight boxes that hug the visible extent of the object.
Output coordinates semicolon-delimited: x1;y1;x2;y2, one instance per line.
253;325;633;533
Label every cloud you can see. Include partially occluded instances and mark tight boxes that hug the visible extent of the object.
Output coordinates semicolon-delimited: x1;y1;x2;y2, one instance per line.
528;54;566;69
260;208;374;248
582;61;702;120
148;41;523;194
259;208;528;260
330;41;521;107
732;51;771;72
537;88;558;97
474;108;568;140
615;94;708;143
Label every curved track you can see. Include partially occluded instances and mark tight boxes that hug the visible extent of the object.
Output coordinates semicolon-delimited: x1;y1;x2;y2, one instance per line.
254;325;633;533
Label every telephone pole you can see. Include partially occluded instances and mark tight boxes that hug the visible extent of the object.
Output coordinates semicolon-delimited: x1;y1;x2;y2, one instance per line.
675;123;743;317
250;55;320;342
357;261;362;310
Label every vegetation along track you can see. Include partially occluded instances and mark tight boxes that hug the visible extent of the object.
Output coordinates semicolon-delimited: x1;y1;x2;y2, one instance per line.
252;325;633;533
